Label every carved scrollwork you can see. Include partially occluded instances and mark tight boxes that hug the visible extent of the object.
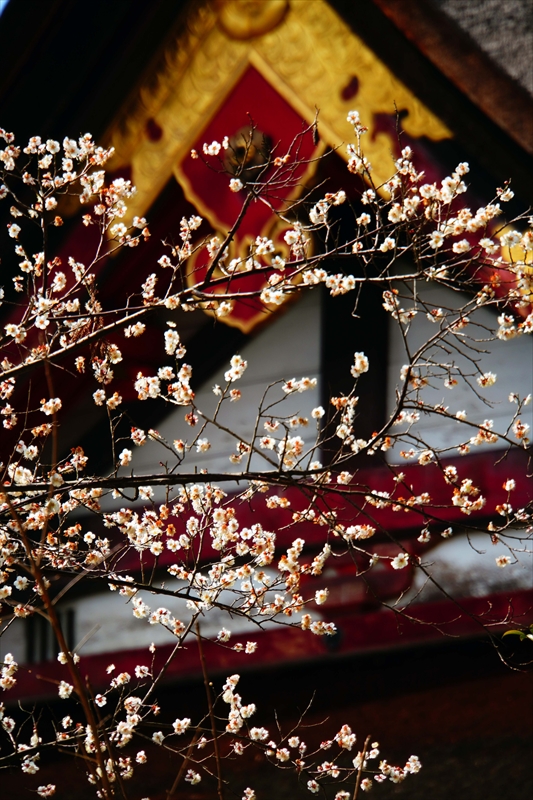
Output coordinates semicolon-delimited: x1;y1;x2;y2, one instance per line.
106;0;452;227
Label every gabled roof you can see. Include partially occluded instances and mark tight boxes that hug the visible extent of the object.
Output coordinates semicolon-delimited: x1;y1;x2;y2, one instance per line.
433;0;533;96
371;0;533;155
330;0;533;200
1;0;531;184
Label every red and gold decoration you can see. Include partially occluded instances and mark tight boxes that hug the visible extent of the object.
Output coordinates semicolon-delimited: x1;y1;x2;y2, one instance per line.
105;0;452;331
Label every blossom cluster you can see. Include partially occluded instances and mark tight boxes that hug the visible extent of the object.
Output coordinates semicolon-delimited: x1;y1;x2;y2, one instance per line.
1;116;531;800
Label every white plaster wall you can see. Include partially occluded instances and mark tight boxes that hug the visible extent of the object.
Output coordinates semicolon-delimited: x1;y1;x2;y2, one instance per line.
0;584;278;664
71;581;251;656
400;531;533;604
0;617;25;665
71;572;310;656
122;290;322;482
386;284;533;456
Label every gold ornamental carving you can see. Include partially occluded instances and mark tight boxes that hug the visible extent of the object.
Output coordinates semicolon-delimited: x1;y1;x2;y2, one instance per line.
105;0;452;227
215;0;289;40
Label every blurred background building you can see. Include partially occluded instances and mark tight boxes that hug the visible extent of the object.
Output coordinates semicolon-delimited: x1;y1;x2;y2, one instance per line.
0;2;532;797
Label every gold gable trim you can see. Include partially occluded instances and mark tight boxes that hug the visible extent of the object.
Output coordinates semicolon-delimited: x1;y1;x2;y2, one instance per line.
106;0;452;228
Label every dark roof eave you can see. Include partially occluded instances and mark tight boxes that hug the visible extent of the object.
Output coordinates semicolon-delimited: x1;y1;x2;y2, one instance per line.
370;0;533;157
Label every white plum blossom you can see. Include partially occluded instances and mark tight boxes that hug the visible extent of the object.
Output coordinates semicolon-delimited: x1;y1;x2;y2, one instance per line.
391;553;409;570
495;555;511;567
58;681;74;699
224;355;247;382
1;121;530;800
351;352;369;378
477;372;497;388
379;237;395;252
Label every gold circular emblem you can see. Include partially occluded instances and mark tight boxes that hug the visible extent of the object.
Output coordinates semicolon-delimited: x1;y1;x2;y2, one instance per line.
216;0;289;41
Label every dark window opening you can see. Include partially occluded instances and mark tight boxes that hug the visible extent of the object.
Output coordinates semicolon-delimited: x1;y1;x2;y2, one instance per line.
321;283;389;465
26;607;75;664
